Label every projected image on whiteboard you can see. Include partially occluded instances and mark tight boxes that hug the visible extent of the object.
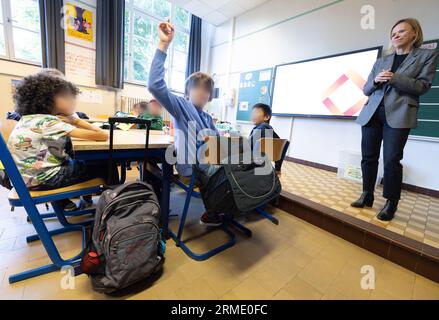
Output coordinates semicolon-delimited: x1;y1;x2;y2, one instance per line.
272;47;381;118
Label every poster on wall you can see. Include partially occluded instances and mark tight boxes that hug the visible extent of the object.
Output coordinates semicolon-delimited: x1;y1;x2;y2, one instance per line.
64;0;96;87
11;79;21;94
65;1;95;48
236;68;273;123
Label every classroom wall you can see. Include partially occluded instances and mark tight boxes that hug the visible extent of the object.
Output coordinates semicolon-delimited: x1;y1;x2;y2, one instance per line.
208;0;439;191
0;58;118;120
0;0;215;123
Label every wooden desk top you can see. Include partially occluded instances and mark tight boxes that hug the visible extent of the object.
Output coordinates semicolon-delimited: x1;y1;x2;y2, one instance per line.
72;129;173;151
85;118;108;123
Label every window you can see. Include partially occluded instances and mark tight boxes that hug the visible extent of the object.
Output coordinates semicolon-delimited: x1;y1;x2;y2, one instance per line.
0;1;6;57
124;0;190;92
0;0;42;64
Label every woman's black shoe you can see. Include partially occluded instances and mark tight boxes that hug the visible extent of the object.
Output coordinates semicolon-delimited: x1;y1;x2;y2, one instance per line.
377;200;398;221
351;191;374;208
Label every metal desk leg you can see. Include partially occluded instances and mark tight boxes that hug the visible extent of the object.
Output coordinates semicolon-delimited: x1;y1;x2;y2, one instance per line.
161;159;172;240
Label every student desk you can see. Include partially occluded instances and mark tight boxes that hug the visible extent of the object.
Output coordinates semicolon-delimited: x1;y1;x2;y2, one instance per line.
71;130;174;238
84;118;107;123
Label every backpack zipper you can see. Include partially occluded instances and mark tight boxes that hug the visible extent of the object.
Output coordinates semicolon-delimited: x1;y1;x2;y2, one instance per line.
97;197;160;242
100;192;159;227
111;231;157;254
107;221;160;256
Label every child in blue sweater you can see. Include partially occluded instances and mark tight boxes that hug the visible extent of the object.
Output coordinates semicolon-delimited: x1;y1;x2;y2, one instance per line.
148;20;221;226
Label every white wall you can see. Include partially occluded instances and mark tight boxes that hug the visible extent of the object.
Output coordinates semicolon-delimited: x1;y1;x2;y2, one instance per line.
208;0;439;191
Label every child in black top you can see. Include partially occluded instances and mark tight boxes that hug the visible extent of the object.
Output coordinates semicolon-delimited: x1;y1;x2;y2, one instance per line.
249;103;285;174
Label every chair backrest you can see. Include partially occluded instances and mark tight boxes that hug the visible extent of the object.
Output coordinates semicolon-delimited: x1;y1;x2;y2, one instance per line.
0;127;35;204
0;119;18;141
202;136;290;164
203;136;246;165
257;138;288;162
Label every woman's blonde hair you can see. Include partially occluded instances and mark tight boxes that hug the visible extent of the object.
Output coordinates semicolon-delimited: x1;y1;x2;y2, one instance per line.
388;18;424;53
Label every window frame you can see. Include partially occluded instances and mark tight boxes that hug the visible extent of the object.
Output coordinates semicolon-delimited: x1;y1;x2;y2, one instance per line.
0;0;12;60
124;0;191;93
0;0;42;66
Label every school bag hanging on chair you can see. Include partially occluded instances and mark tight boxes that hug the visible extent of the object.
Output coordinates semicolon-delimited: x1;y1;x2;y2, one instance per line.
194;153;282;217
81;117;165;294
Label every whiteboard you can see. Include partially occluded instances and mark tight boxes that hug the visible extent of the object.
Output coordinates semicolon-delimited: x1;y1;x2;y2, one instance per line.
272;47;381;118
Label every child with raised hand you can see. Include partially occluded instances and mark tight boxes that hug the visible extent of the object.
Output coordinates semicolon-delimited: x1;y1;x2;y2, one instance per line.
148;20;223;226
9;72;109;211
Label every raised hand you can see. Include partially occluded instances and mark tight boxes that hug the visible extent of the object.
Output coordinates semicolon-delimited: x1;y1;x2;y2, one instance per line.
158;20;175;52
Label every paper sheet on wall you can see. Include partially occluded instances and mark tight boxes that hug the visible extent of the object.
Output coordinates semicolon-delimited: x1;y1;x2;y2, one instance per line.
239;101;249;111
65;43;96;87
421;42;437;49
78;88;103;104
259;70;272;82
343;164;362;182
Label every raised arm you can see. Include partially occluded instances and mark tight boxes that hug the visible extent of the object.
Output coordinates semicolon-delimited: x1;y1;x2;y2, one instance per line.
388;50;438;96
148;21;186;118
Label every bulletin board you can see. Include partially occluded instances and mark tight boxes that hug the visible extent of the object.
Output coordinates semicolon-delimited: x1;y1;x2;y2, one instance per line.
236;68;273;123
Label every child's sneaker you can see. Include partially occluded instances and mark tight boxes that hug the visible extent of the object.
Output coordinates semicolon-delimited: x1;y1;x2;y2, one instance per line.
58;199;77;212
199;212;224;227
79;195;94;209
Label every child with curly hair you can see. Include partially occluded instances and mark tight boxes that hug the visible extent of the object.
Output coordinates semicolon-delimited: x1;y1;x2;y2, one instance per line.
8;71;109;211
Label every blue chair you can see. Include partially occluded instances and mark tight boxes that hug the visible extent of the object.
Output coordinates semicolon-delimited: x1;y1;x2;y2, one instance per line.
169;170;252;261
169;136;284;261
0;133;104;283
253;138;290;226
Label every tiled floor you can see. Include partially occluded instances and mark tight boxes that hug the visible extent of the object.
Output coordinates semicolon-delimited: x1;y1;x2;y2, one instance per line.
0;184;439;299
279;162;439;249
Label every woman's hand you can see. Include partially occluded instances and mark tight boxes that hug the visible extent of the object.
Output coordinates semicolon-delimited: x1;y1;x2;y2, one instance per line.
158;20;175;52
375;69;394;83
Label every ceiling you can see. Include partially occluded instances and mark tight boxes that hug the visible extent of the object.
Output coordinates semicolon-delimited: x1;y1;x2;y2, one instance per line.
174;0;270;26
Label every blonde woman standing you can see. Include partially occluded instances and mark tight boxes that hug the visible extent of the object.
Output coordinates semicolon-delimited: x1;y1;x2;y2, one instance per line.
352;18;438;221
